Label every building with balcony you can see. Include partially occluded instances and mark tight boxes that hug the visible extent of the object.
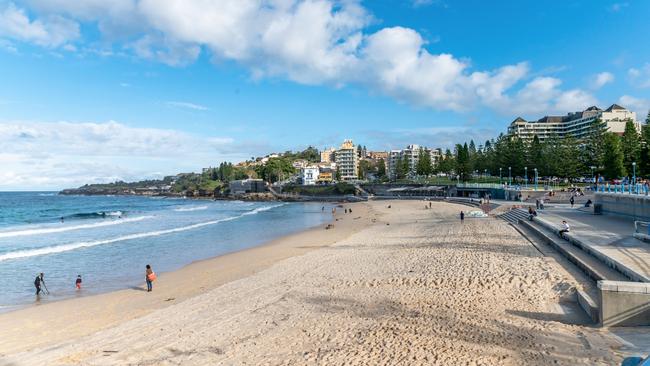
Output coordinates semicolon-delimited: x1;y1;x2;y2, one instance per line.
507;104;640;142
334;139;358;181
387;145;441;180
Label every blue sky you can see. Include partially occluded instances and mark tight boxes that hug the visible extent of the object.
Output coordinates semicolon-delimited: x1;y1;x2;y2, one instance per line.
1;0;649;190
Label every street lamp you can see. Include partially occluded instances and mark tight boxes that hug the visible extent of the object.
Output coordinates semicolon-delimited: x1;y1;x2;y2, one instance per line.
590;166;596;185
534;168;538;191
508;166;512;185
499;168;502;184
524;167;528;189
484;169;488;183
633;162;637;185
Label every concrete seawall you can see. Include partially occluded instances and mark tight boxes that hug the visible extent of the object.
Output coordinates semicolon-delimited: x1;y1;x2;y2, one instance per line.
595;192;650;221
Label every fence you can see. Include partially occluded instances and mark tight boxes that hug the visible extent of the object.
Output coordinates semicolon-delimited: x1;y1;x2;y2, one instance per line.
596;184;649;195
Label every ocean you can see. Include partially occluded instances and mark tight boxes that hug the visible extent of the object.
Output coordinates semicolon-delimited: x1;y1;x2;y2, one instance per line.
0;192;333;310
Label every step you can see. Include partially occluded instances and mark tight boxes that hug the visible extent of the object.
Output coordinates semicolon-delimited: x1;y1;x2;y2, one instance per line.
519;220;629;282
532;216;650;283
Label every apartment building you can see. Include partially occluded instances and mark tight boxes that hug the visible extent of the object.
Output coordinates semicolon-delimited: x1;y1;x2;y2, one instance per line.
507;104;640;142
387;145;441;179
334;139;358;181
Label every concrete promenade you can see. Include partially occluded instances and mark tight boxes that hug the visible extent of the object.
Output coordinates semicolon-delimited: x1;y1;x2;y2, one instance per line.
534;205;650;283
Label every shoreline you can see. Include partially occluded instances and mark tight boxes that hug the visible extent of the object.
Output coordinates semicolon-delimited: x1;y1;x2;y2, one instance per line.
0;201;375;355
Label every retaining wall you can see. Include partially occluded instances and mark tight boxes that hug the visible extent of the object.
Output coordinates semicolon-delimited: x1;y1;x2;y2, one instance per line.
595;192;650;221
599;281;650;327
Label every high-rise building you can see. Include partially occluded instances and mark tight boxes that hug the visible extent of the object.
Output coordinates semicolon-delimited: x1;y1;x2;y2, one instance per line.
507;104;640;142
334;139;358;181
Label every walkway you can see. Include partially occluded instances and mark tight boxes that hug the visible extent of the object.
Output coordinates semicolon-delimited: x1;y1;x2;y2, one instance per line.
535;206;650;282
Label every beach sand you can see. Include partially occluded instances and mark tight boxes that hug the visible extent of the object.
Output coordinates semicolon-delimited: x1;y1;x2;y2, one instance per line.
0;200;623;365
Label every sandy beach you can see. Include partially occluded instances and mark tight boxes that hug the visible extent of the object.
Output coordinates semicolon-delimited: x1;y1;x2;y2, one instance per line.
0;200;623;365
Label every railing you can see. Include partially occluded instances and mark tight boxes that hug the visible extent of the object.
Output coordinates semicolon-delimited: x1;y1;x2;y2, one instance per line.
634;221;650;242
456;183;504;189
596;184;649;195
455;183;545;191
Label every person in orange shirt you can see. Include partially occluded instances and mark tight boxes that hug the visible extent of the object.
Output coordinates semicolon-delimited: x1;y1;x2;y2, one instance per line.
145;264;156;292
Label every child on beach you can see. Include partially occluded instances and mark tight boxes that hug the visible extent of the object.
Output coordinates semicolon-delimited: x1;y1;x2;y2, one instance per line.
146;265;156;292
75;275;82;290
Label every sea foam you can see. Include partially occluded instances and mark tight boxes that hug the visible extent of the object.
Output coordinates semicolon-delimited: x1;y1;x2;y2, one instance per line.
0;204;284;262
0;216;153;239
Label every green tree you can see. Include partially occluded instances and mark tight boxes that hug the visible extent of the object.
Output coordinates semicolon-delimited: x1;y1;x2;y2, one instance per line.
582;119;608;173
358;159;372;180
376;158;387;180
437;149;455;175
602;133;626;179
394;156;409;180
556;136;582;180
621;120;641;175
455;143;472;181
416;148;433;176
527;135;543;173
641;124;650;176
255;157;295;183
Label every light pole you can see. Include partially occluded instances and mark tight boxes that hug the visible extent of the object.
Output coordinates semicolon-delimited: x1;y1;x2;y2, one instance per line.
484;169;487;184
499;168;502;184
508;166;512;185
524;166;528;189
590;166;596;184
633;162;637;194
534;168;538;191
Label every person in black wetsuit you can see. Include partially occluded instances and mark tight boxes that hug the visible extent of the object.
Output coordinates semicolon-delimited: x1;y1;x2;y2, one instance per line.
34;273;44;295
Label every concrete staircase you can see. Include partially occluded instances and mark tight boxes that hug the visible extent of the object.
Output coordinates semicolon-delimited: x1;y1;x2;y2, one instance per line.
496;208;635;324
497;208;530;224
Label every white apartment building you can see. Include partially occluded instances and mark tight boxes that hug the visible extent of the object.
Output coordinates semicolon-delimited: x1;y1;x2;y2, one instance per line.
300;166;320;185
508;104;640;142
388;145;441;179
334;139;358;181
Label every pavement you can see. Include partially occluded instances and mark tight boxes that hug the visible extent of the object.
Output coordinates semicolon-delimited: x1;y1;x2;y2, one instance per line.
536;205;650;283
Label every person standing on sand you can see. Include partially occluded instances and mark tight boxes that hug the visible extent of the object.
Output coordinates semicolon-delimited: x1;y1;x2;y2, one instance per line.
460;211;465;223
145;265;156;292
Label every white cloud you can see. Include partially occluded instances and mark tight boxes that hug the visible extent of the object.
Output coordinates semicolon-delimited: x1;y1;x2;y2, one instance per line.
610;2;629;12
165;101;210;111
7;0;595;116
0;120;245;190
628;64;650;88
0;2;79;47
619;95;650;120
592;71;614;89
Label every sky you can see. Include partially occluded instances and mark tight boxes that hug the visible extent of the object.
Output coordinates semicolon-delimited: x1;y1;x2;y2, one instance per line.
1;0;650;190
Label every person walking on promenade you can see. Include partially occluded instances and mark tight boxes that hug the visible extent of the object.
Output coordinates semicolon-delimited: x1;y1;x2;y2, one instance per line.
536;199;540;210
145;265;156;292
460;211;465;223
75;275;82;290
570;196;575;208
559;221;570;238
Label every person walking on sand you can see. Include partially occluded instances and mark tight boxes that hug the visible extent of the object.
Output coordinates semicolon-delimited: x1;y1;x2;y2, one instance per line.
460;211;465;223
145;264;156;292
75;275;82;290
